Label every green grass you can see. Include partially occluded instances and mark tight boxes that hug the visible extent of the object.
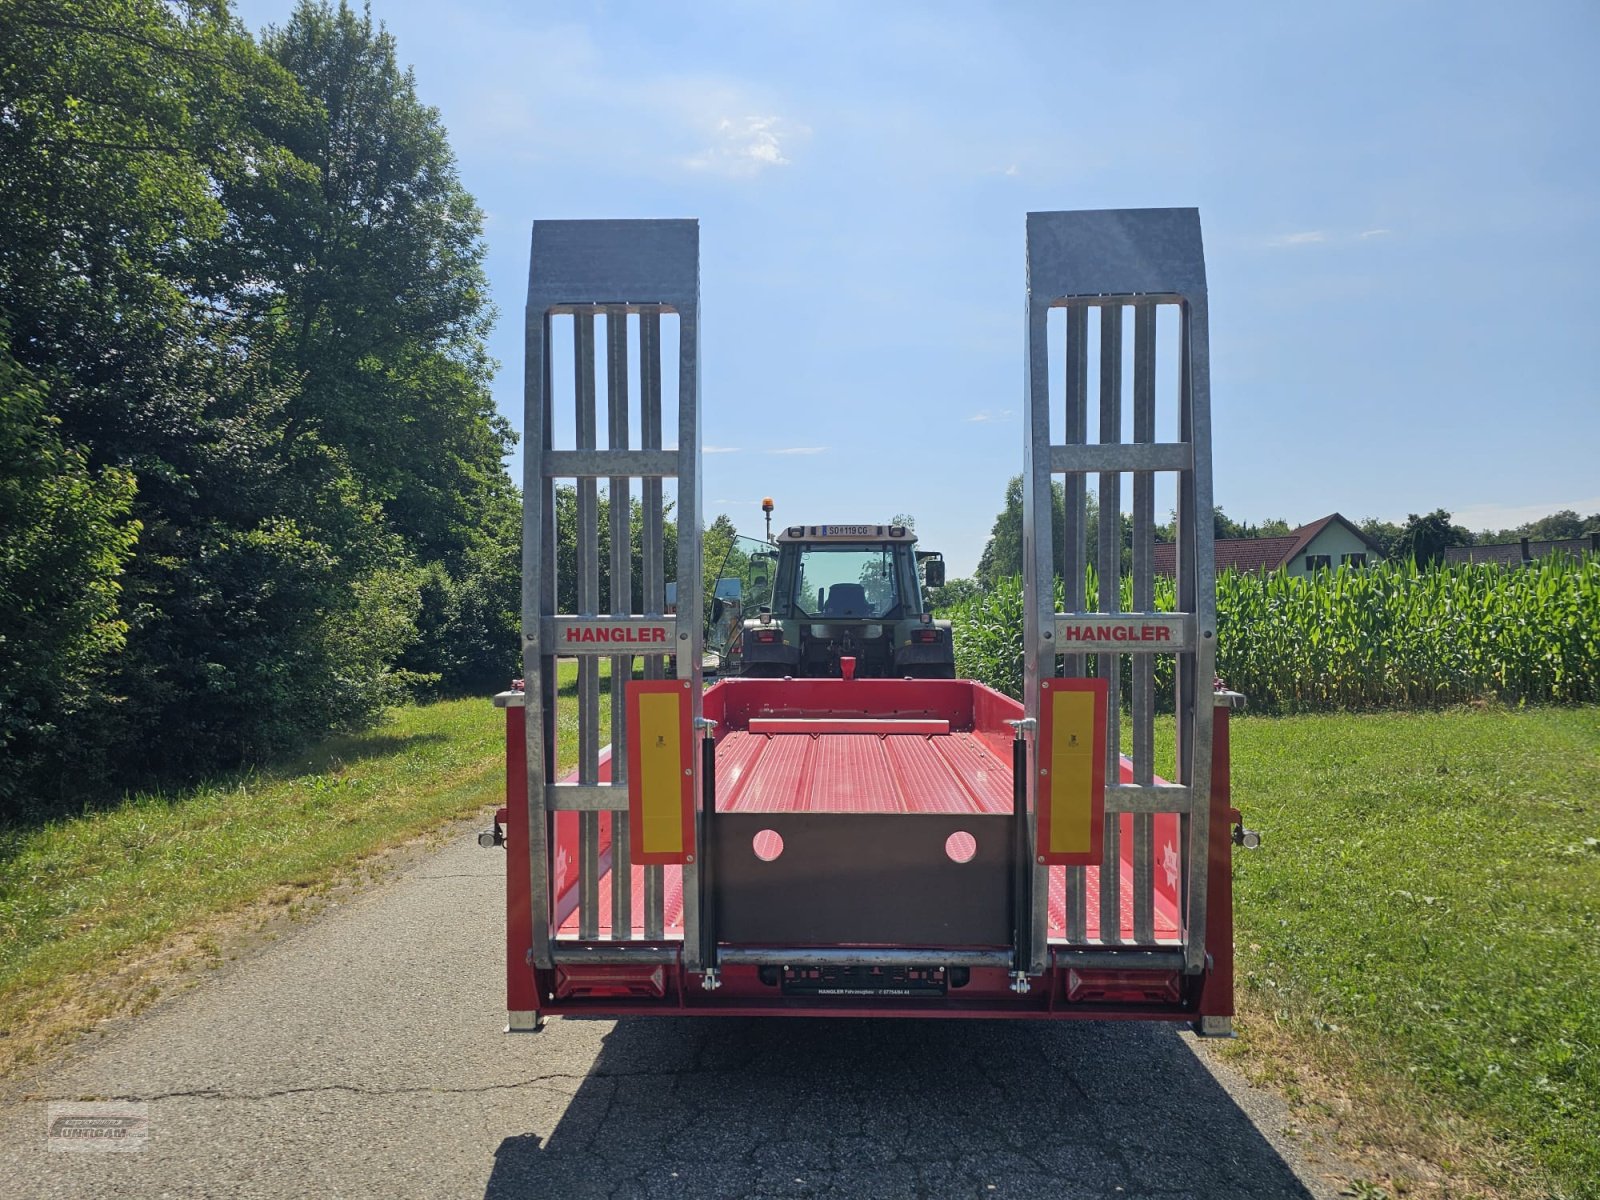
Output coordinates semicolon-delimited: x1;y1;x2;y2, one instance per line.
1225;706;1600;1198
0;659;618;1074
551;656;624;753
0;699;502;1070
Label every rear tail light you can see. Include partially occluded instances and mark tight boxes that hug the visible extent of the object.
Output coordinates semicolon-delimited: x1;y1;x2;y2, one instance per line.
1065;969;1181;1004
910;629;940;644
555;965;667;1000
753;629;782;644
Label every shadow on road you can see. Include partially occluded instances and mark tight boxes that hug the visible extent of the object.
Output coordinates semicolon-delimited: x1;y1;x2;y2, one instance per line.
484;1015;1317;1200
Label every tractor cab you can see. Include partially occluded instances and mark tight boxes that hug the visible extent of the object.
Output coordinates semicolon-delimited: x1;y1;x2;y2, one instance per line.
738;524;953;678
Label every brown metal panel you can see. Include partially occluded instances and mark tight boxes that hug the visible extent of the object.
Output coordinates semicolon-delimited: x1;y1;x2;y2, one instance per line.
712;813;1013;947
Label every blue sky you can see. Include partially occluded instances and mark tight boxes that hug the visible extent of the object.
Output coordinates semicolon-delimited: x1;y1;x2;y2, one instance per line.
237;0;1599;577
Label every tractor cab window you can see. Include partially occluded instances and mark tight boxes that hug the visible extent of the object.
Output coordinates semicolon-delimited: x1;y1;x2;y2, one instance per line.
790;544;904;619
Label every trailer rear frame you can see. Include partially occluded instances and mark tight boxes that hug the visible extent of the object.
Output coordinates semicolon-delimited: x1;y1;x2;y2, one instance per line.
495;210;1242;1032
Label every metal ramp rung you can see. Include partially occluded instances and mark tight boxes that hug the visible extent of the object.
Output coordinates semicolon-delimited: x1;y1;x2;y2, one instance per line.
1049;443;1192;473
542;449;680;479
1106;784;1192;814
548;784;630;812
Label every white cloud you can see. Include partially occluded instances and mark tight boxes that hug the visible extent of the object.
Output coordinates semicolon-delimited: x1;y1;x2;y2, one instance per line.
966;409;1014;423
684;115;808;177
1003;164;1020;177
704;445;742;454
767;446;827;456
1265;231;1328;248
445;22;806;182
1262;228;1399;249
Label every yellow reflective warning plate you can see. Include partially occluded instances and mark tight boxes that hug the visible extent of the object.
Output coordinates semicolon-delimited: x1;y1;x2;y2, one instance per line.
1035;678;1108;866
626;681;695;865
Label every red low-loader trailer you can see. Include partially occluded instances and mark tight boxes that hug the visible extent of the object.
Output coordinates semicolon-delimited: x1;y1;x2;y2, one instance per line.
488;210;1252;1031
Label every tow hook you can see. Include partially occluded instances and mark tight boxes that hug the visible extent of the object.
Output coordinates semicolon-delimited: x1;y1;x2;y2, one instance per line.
478;823;504;849
1232;823;1261;850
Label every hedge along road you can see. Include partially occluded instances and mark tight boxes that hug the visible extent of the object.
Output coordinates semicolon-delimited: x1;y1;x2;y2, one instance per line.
0;829;1353;1200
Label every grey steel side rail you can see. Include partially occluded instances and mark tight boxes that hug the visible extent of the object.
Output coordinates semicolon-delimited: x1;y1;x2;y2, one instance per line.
524;219;704;970
1022;208;1218;976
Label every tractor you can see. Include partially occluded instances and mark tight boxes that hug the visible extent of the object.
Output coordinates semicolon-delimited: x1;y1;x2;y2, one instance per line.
735;523;953;679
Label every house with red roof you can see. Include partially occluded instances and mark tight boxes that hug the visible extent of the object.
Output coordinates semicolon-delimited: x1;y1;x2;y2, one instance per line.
1154;513;1384;579
1443;534;1599;567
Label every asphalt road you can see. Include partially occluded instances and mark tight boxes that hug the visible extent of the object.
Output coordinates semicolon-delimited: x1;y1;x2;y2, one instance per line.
0;831;1346;1199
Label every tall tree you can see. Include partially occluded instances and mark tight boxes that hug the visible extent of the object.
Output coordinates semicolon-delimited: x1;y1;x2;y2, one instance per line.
1477;510;1600;543
1393;509;1474;566
977;475;1102;585
259;1;511;554
1522;511;1598;540
1;0;423;794
257;1;519;690
0;0;303;449
1159;507;1293;541
704;513;743;600
927;577;982;612
1358;517;1405;558
553;485;678;617
0;346;139;803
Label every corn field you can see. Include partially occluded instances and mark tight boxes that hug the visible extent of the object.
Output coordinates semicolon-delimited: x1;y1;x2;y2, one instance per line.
949;554;1600;712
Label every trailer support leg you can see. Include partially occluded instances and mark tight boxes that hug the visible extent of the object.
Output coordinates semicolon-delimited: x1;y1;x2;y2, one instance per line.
1009;723;1033;991
1194;693;1242;1034
697;727;721;990
503;704;542;1021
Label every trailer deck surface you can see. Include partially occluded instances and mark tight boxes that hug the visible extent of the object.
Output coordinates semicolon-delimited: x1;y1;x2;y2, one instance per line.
716;730;1012;814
